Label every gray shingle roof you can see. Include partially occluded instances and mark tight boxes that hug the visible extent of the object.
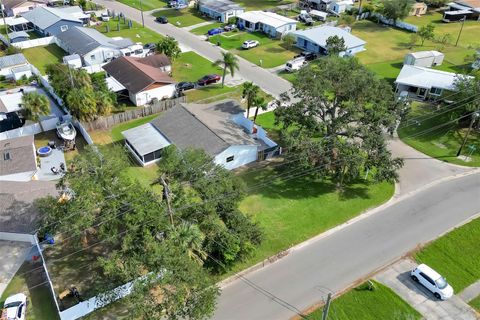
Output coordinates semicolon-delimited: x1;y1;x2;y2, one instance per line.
0;53;27;69
0;135;37;177
293;25;366;49
22;6;82;30
150;100;257;156
7;31;29;40
56;26;134;56
199;0;244;13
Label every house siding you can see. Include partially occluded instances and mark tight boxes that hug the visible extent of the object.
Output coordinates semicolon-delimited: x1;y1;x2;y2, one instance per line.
214;145;258;170
83;47;120;66
238;18;296;37
295;36;364;56
199;6;244;22
131;84;176;106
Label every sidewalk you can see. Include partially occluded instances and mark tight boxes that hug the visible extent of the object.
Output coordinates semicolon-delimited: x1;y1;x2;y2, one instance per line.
459;280;480;303
183;20;215;31
375;259;478;320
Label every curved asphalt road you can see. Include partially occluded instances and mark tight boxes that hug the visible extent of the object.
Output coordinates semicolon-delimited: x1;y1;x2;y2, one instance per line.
214;172;480;320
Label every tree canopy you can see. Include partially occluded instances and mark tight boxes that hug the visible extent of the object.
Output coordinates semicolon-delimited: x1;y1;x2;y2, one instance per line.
156;36;181;61
418;23;435;46
21;91;50;123
275;56;406;185
381;0;414;25
326;35;347;56
453;74;480;118
213;52;239;88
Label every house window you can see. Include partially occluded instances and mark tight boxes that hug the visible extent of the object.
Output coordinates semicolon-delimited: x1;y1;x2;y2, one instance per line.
226;155;234;163
430;87;442;95
60;25;69;32
90;54;95;60
3;152;11;160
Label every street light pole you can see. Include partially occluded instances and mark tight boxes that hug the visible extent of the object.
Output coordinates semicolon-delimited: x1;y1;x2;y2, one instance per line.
322;293;332;320
455;15;466;47
139;0;145;27
457;112;480;157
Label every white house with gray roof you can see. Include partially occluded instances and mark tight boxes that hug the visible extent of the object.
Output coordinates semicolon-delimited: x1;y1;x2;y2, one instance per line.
198;0;245;23
56;26;138;66
292;25;366;56
0;53;31;79
22;6;86;36
237;11;297;38
122;100;278;169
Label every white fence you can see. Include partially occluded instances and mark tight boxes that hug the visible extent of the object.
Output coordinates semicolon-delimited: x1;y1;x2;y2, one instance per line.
366;12;418;32
0;231;36;243
0;123;42;141
12;36;56;49
81;64;105;74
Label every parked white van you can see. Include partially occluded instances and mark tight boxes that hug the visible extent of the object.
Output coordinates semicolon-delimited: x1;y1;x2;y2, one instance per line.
411;264;454;300
285;57;306;72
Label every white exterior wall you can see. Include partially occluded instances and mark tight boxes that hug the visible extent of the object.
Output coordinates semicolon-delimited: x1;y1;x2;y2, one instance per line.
0;65;28;77
0;232;36;243
13;69;32;80
11;36;55;49
276;22;297;36
341;44;366;57
131;84;176;107
83;47;120;66
214;145;258;170
0;170;37;182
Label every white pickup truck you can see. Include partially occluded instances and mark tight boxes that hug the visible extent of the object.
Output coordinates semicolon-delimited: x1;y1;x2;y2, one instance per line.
1;293;27;320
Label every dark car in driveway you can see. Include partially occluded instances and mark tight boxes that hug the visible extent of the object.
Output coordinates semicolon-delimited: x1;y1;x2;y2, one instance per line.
176;81;196;91
294;51;318;61
156;16;168;24
197;74;221;86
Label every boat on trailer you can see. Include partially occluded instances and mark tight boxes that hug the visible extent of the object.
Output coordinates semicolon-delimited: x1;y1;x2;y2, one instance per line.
56;120;76;141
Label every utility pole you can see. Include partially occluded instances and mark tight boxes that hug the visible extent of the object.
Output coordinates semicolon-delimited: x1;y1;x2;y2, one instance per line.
322;293;332;320
457;112;479;156
139;0;145;27
0;0;9;42
455;16;466;47
358;0;363;14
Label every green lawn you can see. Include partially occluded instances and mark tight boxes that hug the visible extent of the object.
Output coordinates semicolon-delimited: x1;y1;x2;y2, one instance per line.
153;8;210;27
414;217;480;292
308;281;422;320
22;44;65;74
398;103;480;167
0;263;60;320
470;295;480;312
91;18;162;44
208;31;300;68
190;22;223;35
117;0;166;11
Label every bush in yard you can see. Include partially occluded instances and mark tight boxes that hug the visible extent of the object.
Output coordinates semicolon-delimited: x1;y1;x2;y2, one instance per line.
381;0;415;26
418;23;435;46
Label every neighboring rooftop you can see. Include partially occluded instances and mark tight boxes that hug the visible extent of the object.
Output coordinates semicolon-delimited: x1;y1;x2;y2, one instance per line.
238;11;297;28
199;0;244;12
150;100;257;156
22;6;82;29
293;25;366;49
0;135;36;178
0;53;28;69
7;31;29;40
395;65;469;90
56;26;134;56
2;0;47;10
103;55;175;94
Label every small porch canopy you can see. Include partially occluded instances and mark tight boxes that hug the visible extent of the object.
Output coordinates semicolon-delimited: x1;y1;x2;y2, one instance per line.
105;77;126;92
5;17;32;32
122;123;171;165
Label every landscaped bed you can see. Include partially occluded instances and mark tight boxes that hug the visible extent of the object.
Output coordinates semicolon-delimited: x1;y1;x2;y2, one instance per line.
22;44;66;75
398;102;480;167
414;217;480;292
307;281;422;320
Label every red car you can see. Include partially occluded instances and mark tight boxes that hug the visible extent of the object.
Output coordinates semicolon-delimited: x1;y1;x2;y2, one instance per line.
197;74;221;86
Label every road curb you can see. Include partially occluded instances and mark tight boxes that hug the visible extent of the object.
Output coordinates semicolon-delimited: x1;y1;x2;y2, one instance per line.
219;170;480;289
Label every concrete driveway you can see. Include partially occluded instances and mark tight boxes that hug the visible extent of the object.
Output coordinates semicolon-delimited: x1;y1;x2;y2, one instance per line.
0;241;31;297
375;259;478;320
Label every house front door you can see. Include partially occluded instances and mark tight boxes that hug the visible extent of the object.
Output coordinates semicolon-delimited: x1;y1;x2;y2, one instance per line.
418;87;427;98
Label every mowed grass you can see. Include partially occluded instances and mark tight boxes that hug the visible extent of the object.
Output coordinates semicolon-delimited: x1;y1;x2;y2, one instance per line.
0;263;60;320
117;0;166;11
228;166;394;275
414;217;480;292
470;295;480;312
22;44;65;74
308;281;422;320
209;31;300;68
153;8;210;27
398;103;480;167
92;18;162;44
233;0;295;10
190;22;223;35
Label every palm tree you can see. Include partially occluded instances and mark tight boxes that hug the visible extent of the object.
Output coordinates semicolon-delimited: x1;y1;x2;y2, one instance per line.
252;96;268;125
242;82;259;119
21;91;50;130
213;52;239;87
167;222;207;265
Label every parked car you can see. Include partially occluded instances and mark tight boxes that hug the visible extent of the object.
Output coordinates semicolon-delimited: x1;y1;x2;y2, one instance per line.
197;74;221;86
298;13;314;25
175;3;187;9
155;16;168;24
242;40;259;49
168;0;177;7
144;43;156;51
223;24;237;31
101;13;110;22
176;81;196;91
294;51;318;61
285;57;307;72
208;28;224;36
2;293;27;320
411;264;454;300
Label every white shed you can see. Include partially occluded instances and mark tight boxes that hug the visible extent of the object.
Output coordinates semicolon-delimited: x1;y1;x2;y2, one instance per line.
63;54;82;68
404;51;445;68
11;65;32;81
309;10;328;21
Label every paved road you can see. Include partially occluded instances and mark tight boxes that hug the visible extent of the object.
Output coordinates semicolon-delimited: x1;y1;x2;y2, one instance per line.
375;259;478;320
214;173;480;320
95;0;292;98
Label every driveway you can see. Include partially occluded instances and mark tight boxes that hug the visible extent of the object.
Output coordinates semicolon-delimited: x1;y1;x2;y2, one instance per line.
375;259;478;320
0;241;31;297
94;0;292;98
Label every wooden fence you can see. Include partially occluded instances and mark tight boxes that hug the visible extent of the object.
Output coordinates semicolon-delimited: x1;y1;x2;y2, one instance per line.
80;96;186;131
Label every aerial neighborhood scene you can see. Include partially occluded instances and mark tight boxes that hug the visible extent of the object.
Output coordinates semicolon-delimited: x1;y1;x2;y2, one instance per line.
1;0;480;319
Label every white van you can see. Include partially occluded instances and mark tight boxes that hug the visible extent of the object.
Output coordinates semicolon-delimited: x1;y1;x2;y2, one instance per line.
285;57;306;72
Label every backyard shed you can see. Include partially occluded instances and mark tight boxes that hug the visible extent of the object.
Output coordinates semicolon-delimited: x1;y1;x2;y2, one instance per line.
404;51;445;68
309;10;328;21
63;54;82;68
0;53;30;79
122;123;171;166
